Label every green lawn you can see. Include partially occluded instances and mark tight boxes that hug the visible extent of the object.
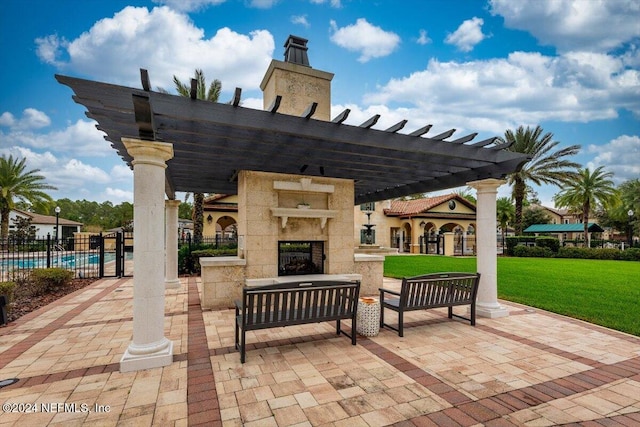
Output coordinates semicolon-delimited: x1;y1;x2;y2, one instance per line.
384;255;640;336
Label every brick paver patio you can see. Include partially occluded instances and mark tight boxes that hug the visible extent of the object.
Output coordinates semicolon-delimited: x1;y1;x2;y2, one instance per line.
1;276;639;426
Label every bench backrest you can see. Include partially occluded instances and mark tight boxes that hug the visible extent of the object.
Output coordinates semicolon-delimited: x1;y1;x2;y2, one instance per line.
242;280;360;328
401;272;480;308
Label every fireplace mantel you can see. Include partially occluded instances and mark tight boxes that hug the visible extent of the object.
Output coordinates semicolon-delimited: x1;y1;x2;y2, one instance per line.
273;177;334;193
271;207;338;229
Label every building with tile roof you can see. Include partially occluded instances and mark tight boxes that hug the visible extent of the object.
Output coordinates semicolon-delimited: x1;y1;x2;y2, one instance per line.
354;194;477;254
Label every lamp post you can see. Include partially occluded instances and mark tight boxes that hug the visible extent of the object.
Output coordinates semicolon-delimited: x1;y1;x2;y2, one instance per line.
54;206;60;246
628;209;634;249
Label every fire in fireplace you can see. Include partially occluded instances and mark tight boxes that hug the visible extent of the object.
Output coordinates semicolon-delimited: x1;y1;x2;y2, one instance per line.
278;241;325;276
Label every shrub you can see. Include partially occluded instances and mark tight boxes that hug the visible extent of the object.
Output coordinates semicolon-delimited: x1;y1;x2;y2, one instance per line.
505;236;537;256
619;248;640;261
29;268;74;295
0;281;17;310
191;248;238;273
513;245;553;258
536;236;560;253
179;244;238;274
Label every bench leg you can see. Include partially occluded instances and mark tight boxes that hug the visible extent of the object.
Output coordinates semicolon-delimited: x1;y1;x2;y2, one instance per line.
241;329;246;363
235;322;239;350
398;310;404;337
336;319;341;335
471;303;476;326
448;306;453;320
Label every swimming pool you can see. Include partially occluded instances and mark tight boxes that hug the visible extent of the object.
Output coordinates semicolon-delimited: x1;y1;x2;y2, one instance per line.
0;252;131;270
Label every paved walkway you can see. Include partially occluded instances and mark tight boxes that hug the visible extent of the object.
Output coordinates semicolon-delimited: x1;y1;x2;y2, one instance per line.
1;276;639;426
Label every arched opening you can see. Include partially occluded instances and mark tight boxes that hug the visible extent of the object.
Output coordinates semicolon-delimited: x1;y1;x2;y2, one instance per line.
402;222;412;253
216;216;237;242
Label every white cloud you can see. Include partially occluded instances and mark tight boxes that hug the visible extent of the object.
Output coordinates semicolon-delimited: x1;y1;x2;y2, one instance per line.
249;0;278;8
111;164;133;181
417;29;431;45
104;187;133;204
362;50;640;133
0;112;15;127
329;18;400;62
0;108;51;130
490;0;640;53
36;6;275;92
445;17;487;52
34;34;67;66
291;15;310;28
310;0;342;8
153;0;226;12
587;135;640;183
0;118;110;157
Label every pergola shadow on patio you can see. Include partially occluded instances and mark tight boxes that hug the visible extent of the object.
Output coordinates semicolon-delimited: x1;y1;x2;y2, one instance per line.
1;276;639;426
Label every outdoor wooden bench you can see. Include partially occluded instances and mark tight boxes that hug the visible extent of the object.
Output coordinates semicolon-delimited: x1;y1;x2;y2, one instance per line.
379;272;480;336
235;279;361;363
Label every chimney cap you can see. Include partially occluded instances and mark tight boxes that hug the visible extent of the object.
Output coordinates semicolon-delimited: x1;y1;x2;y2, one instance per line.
284;35;310;67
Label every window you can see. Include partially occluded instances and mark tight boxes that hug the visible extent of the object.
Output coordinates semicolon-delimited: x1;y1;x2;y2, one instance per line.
360;202;375;212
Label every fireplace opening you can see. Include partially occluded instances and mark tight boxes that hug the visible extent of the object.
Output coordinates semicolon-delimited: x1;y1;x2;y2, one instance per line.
278;241;325;276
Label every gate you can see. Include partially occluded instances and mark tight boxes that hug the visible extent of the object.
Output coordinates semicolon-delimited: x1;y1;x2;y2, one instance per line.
99;232;133;278
419;234;443;254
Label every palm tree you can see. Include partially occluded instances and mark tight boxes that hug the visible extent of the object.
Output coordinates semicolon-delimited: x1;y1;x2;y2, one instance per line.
172;69;221;243
500;125;580;235
553;166;619;245
0;155;56;243
496;197;514;250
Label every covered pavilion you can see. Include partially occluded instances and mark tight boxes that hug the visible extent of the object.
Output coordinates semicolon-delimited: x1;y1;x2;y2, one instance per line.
55;35;529;372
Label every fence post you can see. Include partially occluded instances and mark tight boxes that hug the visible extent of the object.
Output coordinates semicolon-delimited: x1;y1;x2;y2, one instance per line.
99;232;105;278
116;232;123;277
46;233;51;268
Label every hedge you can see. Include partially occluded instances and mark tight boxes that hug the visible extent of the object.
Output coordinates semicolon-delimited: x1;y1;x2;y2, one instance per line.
506;236;560;256
29;268;74;295
513;246;554;258
179;244;238;274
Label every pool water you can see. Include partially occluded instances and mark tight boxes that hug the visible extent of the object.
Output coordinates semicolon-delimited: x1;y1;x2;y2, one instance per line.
0;252;132;270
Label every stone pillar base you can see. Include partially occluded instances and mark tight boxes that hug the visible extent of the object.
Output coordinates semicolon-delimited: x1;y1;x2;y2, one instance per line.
165;279;181;289
120;339;173;373
476;302;509;319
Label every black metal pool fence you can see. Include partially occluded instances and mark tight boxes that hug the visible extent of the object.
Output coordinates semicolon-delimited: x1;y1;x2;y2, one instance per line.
0;232;133;280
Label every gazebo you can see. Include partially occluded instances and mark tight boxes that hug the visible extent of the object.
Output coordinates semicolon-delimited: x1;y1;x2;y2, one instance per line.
56;35;529;372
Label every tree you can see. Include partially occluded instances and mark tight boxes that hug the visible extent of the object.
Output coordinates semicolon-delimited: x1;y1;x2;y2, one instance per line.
171;69;221;243
496;197;514;248
522;206;551;231
0;155;56;242
499;125;580;235
553;166;619;245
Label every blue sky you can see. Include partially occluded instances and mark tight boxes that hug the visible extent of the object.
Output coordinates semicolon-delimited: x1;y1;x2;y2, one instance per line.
1;0;638;207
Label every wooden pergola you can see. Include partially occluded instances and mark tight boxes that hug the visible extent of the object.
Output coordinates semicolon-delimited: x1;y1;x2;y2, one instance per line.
56;69;530;372
56;71;529;204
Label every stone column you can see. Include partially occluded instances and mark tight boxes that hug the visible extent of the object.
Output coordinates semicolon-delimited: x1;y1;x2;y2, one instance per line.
467;178;509;319
120;138;174;372
165;199;181;289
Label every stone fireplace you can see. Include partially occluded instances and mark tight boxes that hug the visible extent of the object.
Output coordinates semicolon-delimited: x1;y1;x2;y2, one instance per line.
198;35;384;308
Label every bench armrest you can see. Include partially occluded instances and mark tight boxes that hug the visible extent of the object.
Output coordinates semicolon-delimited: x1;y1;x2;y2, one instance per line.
234;300;243;314
379;287;401;297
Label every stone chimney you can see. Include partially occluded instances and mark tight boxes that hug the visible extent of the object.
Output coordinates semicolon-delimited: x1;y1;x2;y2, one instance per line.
260;35;334;121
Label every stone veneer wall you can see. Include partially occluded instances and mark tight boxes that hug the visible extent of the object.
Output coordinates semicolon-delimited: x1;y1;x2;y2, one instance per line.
238;170;355;278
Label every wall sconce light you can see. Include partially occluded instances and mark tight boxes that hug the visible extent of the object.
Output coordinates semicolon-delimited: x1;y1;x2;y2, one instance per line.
207;214;213;224
419;221;426;227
